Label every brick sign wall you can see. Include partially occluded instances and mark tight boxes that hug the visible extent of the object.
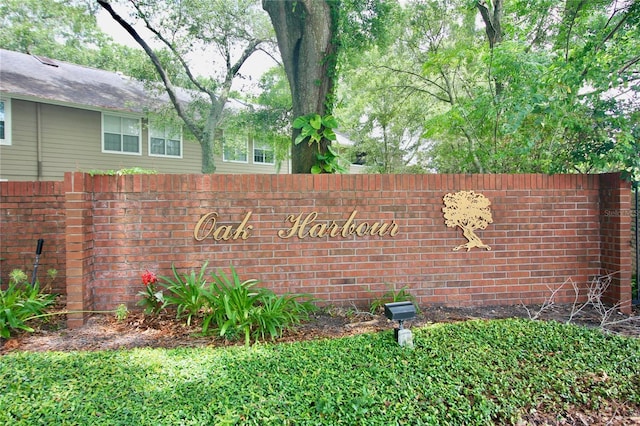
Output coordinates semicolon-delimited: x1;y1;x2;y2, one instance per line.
0;173;632;328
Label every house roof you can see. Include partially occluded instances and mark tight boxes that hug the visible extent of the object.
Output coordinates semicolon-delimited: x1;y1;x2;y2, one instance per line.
0;48;177;113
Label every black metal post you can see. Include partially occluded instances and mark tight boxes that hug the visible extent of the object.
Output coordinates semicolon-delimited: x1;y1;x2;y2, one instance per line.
31;239;44;286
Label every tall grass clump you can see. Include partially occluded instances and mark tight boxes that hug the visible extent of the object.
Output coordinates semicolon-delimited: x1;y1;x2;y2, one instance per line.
0;269;56;338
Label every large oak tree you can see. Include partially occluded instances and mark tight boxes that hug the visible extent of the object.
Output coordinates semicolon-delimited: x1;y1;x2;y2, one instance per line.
263;0;393;173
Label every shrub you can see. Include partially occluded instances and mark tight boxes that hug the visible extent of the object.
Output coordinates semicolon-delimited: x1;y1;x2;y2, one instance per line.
369;283;419;314
203;266;316;345
0;269;56;338
141;263;317;344
161;263;209;325
86;167;157;176
252;292;316;342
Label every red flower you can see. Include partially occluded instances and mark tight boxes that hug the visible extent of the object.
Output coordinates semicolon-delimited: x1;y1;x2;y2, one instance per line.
142;270;158;286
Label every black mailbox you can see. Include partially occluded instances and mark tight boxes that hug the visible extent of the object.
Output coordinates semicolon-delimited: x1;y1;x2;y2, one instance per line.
384;301;416;322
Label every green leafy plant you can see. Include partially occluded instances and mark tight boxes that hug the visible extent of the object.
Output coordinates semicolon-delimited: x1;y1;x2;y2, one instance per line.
136;270;164;315
202;267;262;344
292;113;346;174
252;292;316;342
115;304;129;321
293;113;338;146
202;266;316;345
314;144;347;174
369;284;419;314
0;269;56;338
87;167;157;176
1;320;638;424
141;263;317;344
161;263;209;326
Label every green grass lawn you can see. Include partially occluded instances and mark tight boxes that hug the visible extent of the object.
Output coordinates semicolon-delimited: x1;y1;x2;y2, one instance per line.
1;318;638;425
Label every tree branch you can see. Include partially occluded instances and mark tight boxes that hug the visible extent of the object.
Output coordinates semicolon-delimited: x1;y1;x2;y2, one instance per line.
96;0;204;142
126;0;213;99
374;65;451;101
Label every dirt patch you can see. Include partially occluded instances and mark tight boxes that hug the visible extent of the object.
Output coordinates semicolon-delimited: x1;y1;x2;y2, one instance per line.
2;303;638;353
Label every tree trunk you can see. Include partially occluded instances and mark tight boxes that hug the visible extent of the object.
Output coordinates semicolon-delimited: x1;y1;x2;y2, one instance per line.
200;132;216;174
476;0;504;97
263;0;336;173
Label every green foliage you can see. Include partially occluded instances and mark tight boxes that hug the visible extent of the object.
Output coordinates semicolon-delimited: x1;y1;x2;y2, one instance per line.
202;267;262;344
202;266;316;345
114;304;129;322
293;113;338;147
0;269;56;338
292;113;347;174
313;144;348;174
143;263;316;344
252;292;316;342
86;168;158;176
161;263;210;326
1;320;638;424
369;284;418;314
136;270;164;315
336;0;639;176
0;0;156;79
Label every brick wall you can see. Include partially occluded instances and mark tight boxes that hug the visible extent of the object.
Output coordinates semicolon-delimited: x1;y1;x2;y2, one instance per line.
0;173;633;327
599;174;632;311
631;190;638;283
0;181;66;294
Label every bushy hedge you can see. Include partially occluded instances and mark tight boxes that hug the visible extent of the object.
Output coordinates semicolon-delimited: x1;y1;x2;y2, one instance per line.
1;319;638;425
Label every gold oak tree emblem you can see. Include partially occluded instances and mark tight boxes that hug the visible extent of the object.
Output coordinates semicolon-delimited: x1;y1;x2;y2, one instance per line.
442;190;493;252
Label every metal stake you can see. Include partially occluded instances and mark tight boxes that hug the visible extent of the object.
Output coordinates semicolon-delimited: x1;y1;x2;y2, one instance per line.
31;239;44;286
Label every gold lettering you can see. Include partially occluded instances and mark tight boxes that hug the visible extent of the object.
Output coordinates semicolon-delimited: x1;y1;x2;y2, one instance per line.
298;212;317;238
278;214;302;239
341;210;358;237
198;210;400;242
309;223;326;238
368;221;399;237
355;222;369;236
194;211;254;241
232;211;253;240
328;221;341;237
194;212;218;241
213;225;233;241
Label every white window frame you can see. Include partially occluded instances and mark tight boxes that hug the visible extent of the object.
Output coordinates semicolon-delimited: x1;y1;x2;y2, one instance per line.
222;133;249;163
253;140;275;165
148;123;183;158
101;113;142;155
0;97;12;146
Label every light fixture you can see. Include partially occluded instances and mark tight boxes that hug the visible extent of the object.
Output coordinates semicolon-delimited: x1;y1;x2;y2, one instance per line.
384;301;416;348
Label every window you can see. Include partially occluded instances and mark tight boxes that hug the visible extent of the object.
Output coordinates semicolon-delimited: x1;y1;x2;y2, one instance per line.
102;114;141;154
253;140;275;164
0;98;11;146
149;124;182;158
222;132;248;163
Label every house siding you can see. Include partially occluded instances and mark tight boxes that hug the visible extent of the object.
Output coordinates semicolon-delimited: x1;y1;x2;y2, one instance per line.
0;99;38;180
217;158;289;174
40;104;103;179
1;49;292;178
0;98;289;180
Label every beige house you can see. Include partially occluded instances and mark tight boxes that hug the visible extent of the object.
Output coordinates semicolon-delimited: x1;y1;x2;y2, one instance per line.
0;49;288;181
